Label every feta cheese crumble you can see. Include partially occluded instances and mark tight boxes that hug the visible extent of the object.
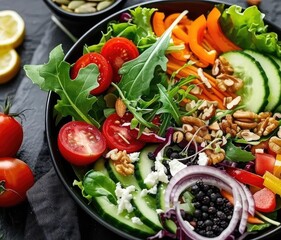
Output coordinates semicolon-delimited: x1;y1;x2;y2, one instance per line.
115;182;136;214
169;159;186;176
197;152;209;166
131;217;143;225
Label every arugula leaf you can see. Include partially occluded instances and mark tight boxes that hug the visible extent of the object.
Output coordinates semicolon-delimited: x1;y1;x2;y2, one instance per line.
24;45;100;127
225;139;255;162
156;84;181;125
118;10;188;100
83;170;117;204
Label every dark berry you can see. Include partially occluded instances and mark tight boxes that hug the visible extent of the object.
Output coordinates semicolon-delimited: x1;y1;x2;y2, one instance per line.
191;184;200;194
147;152;155;160
202;196;210;205
201;205;208;212
194;209;202;219
196;191;205;200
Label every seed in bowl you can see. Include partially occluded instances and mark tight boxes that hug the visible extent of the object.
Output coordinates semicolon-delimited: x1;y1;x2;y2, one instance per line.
52;0;115;13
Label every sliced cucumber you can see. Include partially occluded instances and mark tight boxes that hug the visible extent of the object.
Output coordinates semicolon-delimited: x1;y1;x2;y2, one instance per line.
156;183;177;233
107;160;163;231
86;158;155;237
269;55;281;112
244;50;281;111
135;145;157;189
221;51;269;113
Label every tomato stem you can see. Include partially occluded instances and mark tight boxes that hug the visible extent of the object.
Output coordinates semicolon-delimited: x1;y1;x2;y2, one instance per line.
0;180;6;195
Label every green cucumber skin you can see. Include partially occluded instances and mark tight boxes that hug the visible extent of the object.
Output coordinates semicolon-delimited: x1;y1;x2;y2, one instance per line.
222;51;269;113
269;55;281;112
92;196;155;237
135;145;157;189
244;50;281;112
106;160;163;232
156;183;177;234
90;158;155;237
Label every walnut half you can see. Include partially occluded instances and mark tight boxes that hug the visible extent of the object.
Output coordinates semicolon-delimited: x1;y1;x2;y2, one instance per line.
109;150;134;176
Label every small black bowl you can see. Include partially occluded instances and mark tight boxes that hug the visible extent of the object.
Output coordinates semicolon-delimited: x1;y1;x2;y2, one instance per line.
46;0;281;239
43;0;125;37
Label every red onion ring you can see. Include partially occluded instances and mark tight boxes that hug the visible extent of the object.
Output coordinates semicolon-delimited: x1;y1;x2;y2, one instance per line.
164;165;255;239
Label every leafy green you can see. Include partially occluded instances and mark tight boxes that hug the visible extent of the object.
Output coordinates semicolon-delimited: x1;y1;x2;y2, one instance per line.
156;84;181;125
87;7;158;53
224;139;255;162
83;170;117;204
220;5;281;57
24;45;101;127
247;223;271;232
118;10;188;101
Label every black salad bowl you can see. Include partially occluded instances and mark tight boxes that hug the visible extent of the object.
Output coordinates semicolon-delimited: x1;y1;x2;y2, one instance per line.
46;0;281;239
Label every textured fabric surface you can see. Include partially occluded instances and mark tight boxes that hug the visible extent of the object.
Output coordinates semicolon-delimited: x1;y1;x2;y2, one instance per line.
1;0;281;239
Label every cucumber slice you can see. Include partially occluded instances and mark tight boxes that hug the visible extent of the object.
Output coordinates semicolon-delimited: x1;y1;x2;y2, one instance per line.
107;160;163;231
269;55;281;112
135;145;157;189
221;51;269;113
156;183;177;233
89;158;155;237
244;50;281;111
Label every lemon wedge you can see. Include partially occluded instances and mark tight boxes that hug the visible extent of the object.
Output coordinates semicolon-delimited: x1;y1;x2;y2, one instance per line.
0;10;25;50
0;49;20;84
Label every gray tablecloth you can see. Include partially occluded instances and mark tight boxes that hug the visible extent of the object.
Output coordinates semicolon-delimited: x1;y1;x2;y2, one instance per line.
0;0;281;239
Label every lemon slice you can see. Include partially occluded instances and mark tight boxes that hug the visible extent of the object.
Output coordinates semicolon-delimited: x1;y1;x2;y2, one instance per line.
0;49;20;84
0;10;25;50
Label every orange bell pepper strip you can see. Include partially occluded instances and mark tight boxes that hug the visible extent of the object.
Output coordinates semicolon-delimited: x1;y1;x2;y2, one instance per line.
152;12;166;37
206;7;241;52
189;14;217;65
164;13;192;29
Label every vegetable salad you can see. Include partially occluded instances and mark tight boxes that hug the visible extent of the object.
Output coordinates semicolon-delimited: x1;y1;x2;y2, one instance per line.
25;3;281;240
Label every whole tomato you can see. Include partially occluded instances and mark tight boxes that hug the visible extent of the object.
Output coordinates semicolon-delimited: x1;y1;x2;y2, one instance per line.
0;157;34;207
0;100;23;157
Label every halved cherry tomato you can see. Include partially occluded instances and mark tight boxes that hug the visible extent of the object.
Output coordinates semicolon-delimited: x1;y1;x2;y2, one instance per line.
255;153;275;176
70;52;113;95
100;37;139;82
102;113;145;153
58;121;106;166
225;166;264;189
0;108;23;157
0;157;34;207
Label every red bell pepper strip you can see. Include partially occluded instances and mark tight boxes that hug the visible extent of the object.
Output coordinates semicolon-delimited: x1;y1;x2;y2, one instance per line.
225;166;264;189
189;14;217;65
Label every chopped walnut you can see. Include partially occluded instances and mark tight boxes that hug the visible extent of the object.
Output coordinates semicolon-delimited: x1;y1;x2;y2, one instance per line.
216;74;243;93
109;150;134;176
254;116;279;136
205;149;225;165
219;114;240;137
212;56;234;76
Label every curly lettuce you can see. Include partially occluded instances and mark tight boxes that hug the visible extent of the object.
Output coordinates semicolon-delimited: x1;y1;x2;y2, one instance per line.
219;5;281;57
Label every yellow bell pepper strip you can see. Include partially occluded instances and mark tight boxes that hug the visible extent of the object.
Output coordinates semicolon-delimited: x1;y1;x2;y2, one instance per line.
206;7;241;52
273;154;281;178
263;171;281;196
152;12;166;37
189;14;217;65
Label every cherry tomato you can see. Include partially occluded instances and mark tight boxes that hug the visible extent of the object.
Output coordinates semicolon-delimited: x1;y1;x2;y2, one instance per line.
225;166;264;189
126;116;165;143
70;52;113;95
101;37;139;82
58;121;107;166
0;112;23;157
255;153;275;176
102;113;145;153
0;157;34;207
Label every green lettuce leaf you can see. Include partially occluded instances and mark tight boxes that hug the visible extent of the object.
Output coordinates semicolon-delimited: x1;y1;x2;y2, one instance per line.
24;45;100;127
220;5;281;57
225;139;255;162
